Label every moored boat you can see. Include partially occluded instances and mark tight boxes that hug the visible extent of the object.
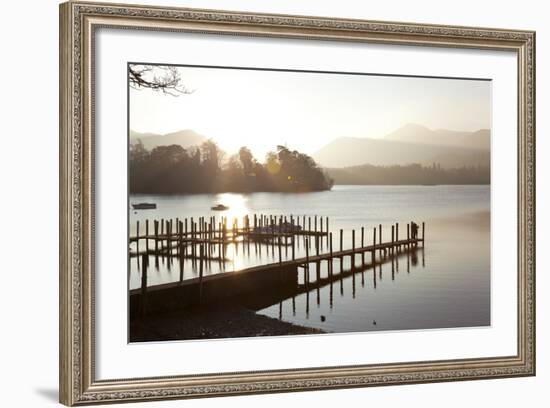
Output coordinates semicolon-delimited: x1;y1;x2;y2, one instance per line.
132;203;156;210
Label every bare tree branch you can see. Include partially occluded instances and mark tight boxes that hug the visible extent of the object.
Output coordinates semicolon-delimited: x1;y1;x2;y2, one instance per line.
129;64;194;96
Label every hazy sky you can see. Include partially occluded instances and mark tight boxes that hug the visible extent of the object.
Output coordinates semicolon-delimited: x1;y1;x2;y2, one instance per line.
130;65;491;160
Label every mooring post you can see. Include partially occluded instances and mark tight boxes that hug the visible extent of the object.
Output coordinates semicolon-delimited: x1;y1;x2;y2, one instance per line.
314;215;317;233
407;223;410;251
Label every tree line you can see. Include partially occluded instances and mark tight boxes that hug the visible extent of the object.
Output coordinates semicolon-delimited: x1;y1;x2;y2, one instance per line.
327;163;490;185
129;140;334;194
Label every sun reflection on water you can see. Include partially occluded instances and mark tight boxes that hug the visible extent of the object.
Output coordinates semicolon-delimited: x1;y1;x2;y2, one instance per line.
213;193;249;228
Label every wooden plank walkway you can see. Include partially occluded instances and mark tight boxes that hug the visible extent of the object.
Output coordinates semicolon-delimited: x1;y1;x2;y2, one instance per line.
134;236;423;294
230;237;419;276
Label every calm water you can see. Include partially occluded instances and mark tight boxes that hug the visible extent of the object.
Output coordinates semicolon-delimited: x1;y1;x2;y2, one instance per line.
129;185;490;333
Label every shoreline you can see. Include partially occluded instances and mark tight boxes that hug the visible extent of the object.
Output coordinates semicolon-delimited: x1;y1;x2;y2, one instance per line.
130;304;326;342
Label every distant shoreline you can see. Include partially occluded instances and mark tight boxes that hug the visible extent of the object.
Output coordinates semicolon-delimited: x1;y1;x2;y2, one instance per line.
129;184;490;196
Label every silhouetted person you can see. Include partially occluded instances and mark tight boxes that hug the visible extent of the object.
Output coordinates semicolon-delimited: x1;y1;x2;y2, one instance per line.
411;222;418;240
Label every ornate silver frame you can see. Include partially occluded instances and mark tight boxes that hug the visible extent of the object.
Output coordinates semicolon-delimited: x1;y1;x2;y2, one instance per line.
59;1;536;405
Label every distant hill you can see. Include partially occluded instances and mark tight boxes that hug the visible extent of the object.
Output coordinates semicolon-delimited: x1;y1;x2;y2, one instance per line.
384;123;490;150
313;125;490;169
130;129;206;150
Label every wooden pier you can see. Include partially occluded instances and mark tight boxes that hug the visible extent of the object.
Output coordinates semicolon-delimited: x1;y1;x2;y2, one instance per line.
129;214;425;316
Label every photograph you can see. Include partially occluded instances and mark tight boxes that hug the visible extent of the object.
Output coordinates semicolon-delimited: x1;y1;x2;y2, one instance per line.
127;63;492;342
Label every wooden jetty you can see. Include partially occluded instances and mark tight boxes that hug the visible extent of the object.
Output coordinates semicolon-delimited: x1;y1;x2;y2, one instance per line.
129;215;425;316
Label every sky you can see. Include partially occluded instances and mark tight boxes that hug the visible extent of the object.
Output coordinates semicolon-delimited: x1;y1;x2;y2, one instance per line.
129;64;491;160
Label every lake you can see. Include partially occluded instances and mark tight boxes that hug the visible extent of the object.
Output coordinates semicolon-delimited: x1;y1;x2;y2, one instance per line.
129;185;490;333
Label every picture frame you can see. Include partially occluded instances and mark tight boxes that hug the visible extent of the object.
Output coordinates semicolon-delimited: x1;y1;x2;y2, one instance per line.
59;1;536;405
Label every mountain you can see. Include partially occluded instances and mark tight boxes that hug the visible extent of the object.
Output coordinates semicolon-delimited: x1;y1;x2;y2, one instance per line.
313;125;490;169
130;129;207;150
384;123;490;150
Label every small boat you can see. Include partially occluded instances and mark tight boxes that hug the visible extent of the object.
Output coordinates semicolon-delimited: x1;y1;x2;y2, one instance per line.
211;204;229;211
131;203;156;210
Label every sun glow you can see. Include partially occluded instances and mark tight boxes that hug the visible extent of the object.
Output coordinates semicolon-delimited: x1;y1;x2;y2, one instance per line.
212;193;250;228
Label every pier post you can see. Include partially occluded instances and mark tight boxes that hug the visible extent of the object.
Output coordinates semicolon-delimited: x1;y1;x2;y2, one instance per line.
361;226;365;265
136;220;140;256
339;228;343;268
407;223;410;250
139;254;148;317
391;225;395;255
198;244;204;304
292;234;295;260
422;221;425;246
396;223;399;251
154;220;158;254
314;215;317;233
315;235;320;280
352;229;356;269
168;220;172;256
218;222;222;262
305;238;310;288
315;235;319;257
372;227;376;264
145;220;149;254
329;232;333;277
379;224;382;258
